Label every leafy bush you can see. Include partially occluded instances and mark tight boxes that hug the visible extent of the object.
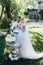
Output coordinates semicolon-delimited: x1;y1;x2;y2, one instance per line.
1;17;11;29
11;4;20;20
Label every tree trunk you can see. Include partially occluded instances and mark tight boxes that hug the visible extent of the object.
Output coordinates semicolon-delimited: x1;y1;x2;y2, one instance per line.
6;5;11;19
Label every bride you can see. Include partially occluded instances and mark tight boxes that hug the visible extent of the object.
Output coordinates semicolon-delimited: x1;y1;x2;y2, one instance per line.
10;16;43;59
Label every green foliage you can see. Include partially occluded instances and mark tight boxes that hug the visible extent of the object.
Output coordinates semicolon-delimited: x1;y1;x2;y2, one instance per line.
0;0;11;19
1;17;11;29
11;3;20;19
0;0;21;29
0;0;11;6
0;0;21;19
0;36;5;57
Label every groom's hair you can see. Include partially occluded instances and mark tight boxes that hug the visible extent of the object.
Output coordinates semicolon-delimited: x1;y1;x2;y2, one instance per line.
17;16;21;19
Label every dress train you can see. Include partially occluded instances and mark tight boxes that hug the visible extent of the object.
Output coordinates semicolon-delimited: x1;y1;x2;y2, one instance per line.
17;30;43;59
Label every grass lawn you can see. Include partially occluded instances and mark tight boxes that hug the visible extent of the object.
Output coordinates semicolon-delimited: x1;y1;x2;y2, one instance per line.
0;24;43;65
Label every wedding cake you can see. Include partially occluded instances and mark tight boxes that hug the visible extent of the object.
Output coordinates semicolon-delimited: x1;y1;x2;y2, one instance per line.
5;33;21;60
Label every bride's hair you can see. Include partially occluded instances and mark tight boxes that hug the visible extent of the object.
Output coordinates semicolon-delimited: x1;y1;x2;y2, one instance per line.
17;16;21;19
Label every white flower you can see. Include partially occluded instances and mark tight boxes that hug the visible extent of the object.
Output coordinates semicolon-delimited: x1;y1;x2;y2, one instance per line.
5;34;16;42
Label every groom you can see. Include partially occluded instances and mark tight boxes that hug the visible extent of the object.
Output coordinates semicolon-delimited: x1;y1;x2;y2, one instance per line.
10;16;21;31
10;16;22;41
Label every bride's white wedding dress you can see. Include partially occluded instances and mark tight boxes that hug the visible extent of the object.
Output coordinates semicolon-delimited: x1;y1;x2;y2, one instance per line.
11;21;43;59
